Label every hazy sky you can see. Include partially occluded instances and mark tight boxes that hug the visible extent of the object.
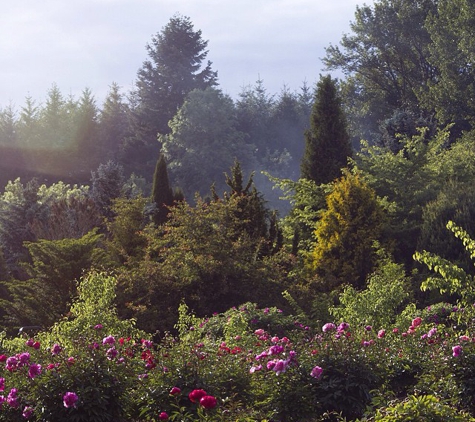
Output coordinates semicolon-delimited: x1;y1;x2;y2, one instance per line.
1;0;370;109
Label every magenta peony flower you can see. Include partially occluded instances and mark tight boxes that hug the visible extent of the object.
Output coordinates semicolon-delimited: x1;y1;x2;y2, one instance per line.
322;323;336;333
102;335;116;345
188;389;208;403
63;391;78;408
5;356;18;371
18;352;30;366
377;329;386;338
28;363;42;379
106;347;118;360
7;388;19;408
272;359;288;375
170;386;181;396
199;395;217;409
22;406;34;418
310;365;323;379
51;344;62;355
453;345;463;357
158;411;169;420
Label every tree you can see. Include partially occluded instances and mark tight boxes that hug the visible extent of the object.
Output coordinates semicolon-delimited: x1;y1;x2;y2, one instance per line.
311;172;386;291
128;14;218;177
73;88;100;172
151;153;174;226
235;78;274;161
160;88;252;199
90;161;125;218
1;229;105;328
323;0;438;141
221;159;282;255
425;0;475;134
300;75;352;184
17;96;40;147
98;83;130;164
0;104;18;146
115;194;290;333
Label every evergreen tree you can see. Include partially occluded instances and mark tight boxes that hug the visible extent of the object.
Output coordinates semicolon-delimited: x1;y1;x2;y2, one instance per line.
127;14;218;178
0;104;18;146
90;161;125;218
151;153;174;226
300;75;352;184
311;172;385;291
98;83;130;164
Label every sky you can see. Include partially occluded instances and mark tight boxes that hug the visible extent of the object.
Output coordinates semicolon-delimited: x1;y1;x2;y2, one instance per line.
0;0;370;110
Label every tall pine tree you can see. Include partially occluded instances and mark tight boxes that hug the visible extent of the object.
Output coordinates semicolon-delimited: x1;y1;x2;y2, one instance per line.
151;153;174;226
300;75;352;184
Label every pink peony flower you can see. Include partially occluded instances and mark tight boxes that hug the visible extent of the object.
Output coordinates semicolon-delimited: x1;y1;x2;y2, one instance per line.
102;335;116;345
272;359;288;375
63;391;78;408
377;329;386;339
28;363;42;379
310;365;323;379
106;347;118;360
158;411;169;420
249;365;262;373
51;344;62;355
322;323;336;333
412;317;422;328
7;388;19;408
18;352;30;366
453;345;463;357
22;406;34;418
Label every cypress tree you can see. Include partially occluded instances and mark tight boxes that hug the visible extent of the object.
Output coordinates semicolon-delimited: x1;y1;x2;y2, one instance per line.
300;75;352;184
151;153;174;225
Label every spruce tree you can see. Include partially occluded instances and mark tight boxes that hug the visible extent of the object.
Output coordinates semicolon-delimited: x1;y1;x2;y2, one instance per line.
151;153;174;226
300;75;352;184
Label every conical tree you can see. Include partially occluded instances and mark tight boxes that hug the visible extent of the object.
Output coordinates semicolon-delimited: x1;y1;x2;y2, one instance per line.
151;153;174;225
300;75;352;184
311;171;385;291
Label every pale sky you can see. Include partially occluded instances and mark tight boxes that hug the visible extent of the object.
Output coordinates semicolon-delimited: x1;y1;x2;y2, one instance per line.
0;0;370;109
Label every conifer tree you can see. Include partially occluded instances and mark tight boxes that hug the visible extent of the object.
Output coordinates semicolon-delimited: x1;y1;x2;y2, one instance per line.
151;153;174;226
311;171;385;291
300;75;352;184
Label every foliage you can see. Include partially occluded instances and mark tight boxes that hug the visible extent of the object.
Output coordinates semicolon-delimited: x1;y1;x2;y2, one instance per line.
1;229;106;329
104;196;148;265
300;75;351;184
90;161;125;218
311;171;386;290
414;221;475;306
323;0;438;141
151;153;174;226
374;395;475;421
115;193;292;334
160;87;253;199
330;253;412;329
425;0;475;134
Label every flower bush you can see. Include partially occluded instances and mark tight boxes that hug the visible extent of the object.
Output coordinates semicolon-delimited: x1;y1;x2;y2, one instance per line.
2;271;475;420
